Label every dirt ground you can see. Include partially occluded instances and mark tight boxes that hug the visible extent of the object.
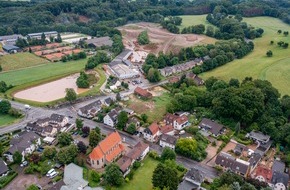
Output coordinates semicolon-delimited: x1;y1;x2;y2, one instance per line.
118;22;216;55
203;140;223;167
222;141;237;153
149;86;167;96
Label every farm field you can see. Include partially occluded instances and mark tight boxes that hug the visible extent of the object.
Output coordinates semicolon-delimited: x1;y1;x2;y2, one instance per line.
114;157;158;190
0;52;49;71
200;16;290;96
0;114;20;127
126;88;172;123
0;59;87;86
179;15;216;29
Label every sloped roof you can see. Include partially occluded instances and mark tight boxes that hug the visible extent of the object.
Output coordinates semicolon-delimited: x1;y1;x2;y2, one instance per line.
126;141;149;160
0;158;8;175
134;87;152;98
160;125;174;134
116;155;132;173
175;115;188;125
199;118;224;135
147;123;159;135
160;134;177;145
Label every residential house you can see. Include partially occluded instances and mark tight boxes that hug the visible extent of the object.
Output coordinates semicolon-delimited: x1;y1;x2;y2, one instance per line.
109;79;121;90
123;108;134;115
186;73;204;86
134;87;153;99
159;67;174;76
0;158;9;177
246;131;270;144
178;168;205;190
116;155;132;177
159;134;178;149
103;108;122;127
49;114;69;127
104;97;114;106
144;123;160;142
78;100;102;119
3;45;20;53
126;117;140;129
254;140;272;156
169;76;180;84
85;36;113;48
89;131;125;169
234;143;246;156
248;153;262;172
215;152;250;177
160;125;175;136
198;118;225;137
164;113;189;130
252;165;272;183
4;131;41;162
271;171;289;190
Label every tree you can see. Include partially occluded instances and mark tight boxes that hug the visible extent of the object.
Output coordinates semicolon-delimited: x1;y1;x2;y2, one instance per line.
76;71;89;88
116;111;128;130
0;81;8;93
161;147;176;161
89;130;101;147
138;31;150;45
77;141;87;154
126;123;136;134
116;92;121;101
235;122;241;135
76;118;84;130
229;78;240;88
65;88;77;102
103;163;124;186
13;151;22;164
152;163;179;190
206;26;215;37
30;153;41;164
230;182;241;190
175;138;198;159
82;126;90;135
283;31;289;36
0;65;2;72
90;170;100;183
49;36;54;43
270;41;274;45
147;68;161;83
0;99;11;114
57;132;73;147
282;43;289;49
57;144;78;164
266;50;273;57
56;33;62;43
278;30;282;34
43;146;57;159
41;33;46;44
26;184;39;190
141;113;148;123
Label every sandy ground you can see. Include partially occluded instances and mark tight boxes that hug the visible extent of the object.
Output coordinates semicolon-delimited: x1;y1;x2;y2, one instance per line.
203;140;223;166
14;74;89;102
118;22;213;55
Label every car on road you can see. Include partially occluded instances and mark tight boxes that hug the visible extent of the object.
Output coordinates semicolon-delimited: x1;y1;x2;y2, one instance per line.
20;161;28;167
24;104;31;110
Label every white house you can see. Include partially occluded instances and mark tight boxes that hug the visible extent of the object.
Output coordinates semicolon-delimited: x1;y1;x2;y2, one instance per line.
78;100;102;119
4;131;41;162
103;108;122;127
49;114;69;127
143;123;160;142
110;80;121;90
160;134;178;149
173;115;189;130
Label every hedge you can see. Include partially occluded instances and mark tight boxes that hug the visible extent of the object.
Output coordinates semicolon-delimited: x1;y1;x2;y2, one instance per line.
0;171;18;188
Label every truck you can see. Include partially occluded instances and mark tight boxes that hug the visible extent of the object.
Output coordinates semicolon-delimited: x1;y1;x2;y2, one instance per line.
24;104;31;110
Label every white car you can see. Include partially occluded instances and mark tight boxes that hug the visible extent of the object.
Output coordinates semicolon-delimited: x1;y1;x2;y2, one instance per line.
46;169;55;177
49;171;59;179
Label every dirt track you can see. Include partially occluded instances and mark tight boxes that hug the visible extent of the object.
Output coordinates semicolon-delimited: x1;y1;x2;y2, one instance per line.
118;22;213;55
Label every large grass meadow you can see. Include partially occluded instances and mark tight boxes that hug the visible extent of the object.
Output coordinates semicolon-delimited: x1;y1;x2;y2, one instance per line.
198;16;290;96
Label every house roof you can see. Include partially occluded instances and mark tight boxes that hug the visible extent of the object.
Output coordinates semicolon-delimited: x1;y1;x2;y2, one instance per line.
104;97;113;105
248;153;262;167
271;171;289;187
107;109;118;121
199;118;224;135
126;141;149;160
134;87;152;98
169;76;180;83
0;34;23;41
175;115;188;125
48;180;65;190
62;163;88;190
0;158;8;175
160;134;177;145
116;155;132;173
127;117;140;125
254;165;272;182
3;45;20;51
234;143;246;154
50;114;66;122
247;131;270;142
8;131;40;154
272;160;285;173
160;125;174;134
85;36;113;47
178;180;199;190
185;168;205;184
146;123;159;136
89;131;123;161
79;100;102;113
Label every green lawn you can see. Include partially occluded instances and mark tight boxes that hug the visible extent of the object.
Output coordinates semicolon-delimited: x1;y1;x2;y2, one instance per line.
200;16;290;96
179;15;216;29
0;59;87;86
115;157;159;190
0;114;20;127
0;52;49;71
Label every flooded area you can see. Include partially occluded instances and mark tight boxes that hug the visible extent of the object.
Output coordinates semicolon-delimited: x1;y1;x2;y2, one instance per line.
14;74;89;102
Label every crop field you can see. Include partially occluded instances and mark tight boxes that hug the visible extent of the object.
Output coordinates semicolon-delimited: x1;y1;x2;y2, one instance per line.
0;59;87;86
201;16;290;96
0;52;49;71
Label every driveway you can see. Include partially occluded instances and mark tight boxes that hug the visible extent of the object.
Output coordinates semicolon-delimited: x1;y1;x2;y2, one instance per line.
202;140;223;166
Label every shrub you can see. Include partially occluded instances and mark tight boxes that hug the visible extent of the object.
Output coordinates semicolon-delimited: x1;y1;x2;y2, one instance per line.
125;177;129;183
133;161;141;169
149;151;160;160
0;171;18;189
127;170;134;180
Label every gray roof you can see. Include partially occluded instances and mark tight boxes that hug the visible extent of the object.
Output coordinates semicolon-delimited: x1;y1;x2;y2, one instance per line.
0;34;23;41
85;36;113;47
8;131;40;154
160;134;177;145
248;153;262;167
272;160;285;173
28;31;57;37
104;97;113;105
247;131;270;143
185;168;205;184
62;163;88;190
178;180;199;190
271;171;289;187
199;118;224;135
0;158;9;175
107;109;118;121
3;45;20;51
79;100;102;113
234;143;246;155
50;114;65;123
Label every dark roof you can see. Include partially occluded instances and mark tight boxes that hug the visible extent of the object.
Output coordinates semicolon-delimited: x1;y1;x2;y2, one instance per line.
79;100;102;113
272;160;285;173
248;153;262;167
199;118;224;135
247;131;270;143
85;36;113;47
234;144;246;155
0;158;9;175
127;117;140;125
3;45;20;51
185;168;205;184
126;141;149;161
134;87;152;98
116;155;132;173
107;109;118;121
178;180;199;190
271;171;289;187
50;114;65;123
256;140;272;156
160;134;177;145
48;180;65;190
104;97;113;105
8;131;40;154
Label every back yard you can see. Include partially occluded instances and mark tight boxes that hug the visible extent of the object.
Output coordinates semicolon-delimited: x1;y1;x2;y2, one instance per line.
0;114;20;127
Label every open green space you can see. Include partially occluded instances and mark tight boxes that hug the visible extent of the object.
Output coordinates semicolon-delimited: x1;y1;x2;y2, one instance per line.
0;114;20;127
200;16;290;96
0;59;87;86
0;52;49;72
115;157;158;190
179;15;216;29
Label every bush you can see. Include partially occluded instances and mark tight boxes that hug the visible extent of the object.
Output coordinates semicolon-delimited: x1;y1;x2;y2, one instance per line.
125;177;130;183
149;151;160;160
127;170;134;180
217;142;226;153
177;164;186;172
133;161;141;169
0;171;18;189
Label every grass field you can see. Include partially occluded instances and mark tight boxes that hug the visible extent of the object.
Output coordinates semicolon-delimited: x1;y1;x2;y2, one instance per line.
114;157;158;190
0;59;87;86
127;92;172;123
0;114;20;127
179;15;216;29
200;16;290;96
0;52;49;71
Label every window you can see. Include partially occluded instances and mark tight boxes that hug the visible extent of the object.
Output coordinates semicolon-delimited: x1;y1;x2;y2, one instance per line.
97;160;99;165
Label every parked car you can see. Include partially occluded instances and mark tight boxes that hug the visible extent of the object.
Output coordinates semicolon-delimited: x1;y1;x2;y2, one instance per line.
20;161;28;167
46;169;55;177
49;171;59;179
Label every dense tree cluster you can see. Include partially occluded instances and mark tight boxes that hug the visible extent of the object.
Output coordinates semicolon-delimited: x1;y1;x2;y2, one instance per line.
0;81;13;93
161;16;182;34
61;51;86;62
76;71;89;88
181;24;205;34
85;51;111;70
137;31;150;45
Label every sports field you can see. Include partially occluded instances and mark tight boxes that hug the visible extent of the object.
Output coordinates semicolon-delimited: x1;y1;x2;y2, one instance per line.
200;16;290;96
0;59;87;86
0;52;49;71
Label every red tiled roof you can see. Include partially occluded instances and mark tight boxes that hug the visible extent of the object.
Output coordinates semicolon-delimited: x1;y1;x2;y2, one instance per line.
169;76;180;83
148;123;159;135
89;146;104;160
134;87;152;98
176;115;188;125
255;165;272;182
99;131;122;153
105;144;124;162
160;125;174;134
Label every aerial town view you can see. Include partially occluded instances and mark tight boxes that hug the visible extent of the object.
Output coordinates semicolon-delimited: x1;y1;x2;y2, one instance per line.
0;0;290;190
